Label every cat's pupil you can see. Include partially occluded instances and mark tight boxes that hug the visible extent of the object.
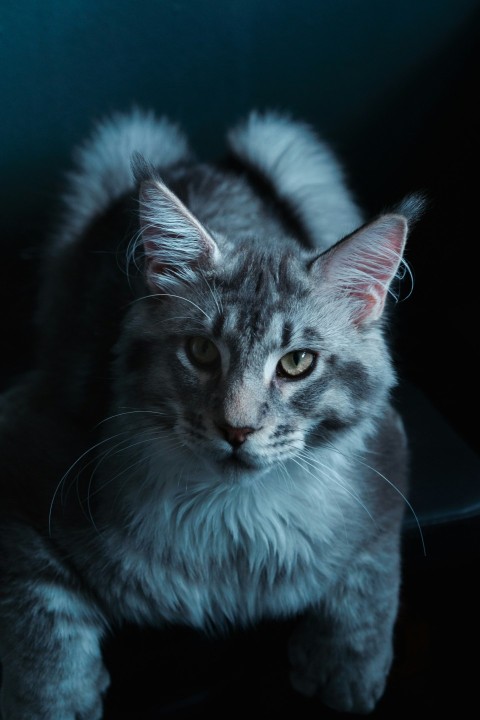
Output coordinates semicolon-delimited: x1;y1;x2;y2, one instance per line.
278;350;315;378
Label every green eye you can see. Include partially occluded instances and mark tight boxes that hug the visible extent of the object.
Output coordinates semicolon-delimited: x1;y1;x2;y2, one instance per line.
277;350;316;379
187;336;220;368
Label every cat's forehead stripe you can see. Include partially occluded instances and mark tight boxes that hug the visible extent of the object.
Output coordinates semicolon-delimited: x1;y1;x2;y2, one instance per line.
281;321;293;348
211;312;226;339
219;247;307;297
208;305;324;355
302;327;323;345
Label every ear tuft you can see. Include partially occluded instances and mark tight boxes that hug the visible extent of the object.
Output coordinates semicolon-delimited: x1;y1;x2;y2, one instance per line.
131;152;156;185
138;178;220;290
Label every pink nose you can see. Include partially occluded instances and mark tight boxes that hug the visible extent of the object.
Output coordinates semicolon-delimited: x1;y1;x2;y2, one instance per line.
217;423;255;448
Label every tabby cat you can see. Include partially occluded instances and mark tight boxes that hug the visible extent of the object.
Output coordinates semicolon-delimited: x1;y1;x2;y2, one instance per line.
0;108;421;718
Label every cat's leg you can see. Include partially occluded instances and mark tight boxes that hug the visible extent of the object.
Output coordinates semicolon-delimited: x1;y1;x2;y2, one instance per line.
288;542;402;714
0;575;109;720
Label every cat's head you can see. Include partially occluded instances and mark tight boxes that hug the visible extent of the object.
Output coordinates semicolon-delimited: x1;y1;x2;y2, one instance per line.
114;175;415;485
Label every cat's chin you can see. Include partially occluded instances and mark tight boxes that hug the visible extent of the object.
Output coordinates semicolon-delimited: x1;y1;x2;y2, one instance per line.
220;454;255;471
214;454;270;485
178;440;270;484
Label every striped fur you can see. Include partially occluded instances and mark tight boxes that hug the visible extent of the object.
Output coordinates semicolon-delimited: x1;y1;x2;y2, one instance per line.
0;108;422;719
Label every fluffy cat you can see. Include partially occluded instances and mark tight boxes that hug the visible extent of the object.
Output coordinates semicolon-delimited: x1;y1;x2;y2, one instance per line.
0;108;421;719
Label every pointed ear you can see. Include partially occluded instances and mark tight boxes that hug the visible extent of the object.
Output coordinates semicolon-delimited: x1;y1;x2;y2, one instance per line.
138;178;220;290
313;214;409;325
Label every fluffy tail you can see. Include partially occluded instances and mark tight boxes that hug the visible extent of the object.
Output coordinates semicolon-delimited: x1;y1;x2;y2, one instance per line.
57;107;191;246
227;110;364;251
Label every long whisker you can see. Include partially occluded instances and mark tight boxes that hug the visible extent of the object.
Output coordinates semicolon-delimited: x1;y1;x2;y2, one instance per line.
48;430;133;536
345;450;425;556
292;451;376;526
199;268;223;315
55;430;157;531
60;423;167;503
276;459;294;492
50;407;176;533
94;408;170;428
83;429;174;530
86;435;182;500
130;292;211;320
92;438;188;528
311;437;426;556
289;454;351;544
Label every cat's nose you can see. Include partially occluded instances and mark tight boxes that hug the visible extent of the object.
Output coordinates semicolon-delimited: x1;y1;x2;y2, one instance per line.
217;423;255;448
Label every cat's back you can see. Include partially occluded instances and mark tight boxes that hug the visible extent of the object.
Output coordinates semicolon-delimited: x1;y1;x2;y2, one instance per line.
43;107;362;268
32;109;362;424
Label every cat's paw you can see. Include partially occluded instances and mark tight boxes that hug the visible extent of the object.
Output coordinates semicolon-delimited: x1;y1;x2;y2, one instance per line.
73;661;110;720
288;623;392;714
0;658;110;720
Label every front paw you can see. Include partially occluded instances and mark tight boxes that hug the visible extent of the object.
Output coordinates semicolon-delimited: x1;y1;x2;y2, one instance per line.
288;623;393;714
0;657;110;720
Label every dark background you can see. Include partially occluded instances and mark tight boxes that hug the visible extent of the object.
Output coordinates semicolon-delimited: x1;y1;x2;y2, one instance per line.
1;1;480;717
1;0;479;451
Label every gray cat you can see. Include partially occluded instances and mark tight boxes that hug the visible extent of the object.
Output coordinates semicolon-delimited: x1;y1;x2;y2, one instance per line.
0;108;422;718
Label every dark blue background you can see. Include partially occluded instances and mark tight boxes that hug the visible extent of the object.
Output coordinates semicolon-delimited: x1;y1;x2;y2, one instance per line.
2;0;479;451
1;3;480;716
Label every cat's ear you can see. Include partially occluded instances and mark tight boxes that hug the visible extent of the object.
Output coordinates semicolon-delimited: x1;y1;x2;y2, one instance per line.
312;214;408;325
138;177;220;290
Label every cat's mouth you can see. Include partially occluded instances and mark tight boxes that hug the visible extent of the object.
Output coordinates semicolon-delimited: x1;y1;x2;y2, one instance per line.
214;451;270;485
220;453;257;472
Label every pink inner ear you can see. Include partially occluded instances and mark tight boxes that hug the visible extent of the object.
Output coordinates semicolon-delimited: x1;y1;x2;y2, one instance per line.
325;214;408;325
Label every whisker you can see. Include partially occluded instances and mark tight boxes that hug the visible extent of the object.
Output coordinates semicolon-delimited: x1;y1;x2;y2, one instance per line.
129;292;211;320
55;429;161;531
296;452;350;545
48;430;134;536
84;429;174;529
309;438;426;556
199;268;223;315
86;435;186;505
50;413;176;533
110;439;189;518
289;454;350;544
292;451;376;526
88;433;188;500
276;458;295;492
95;408;170;428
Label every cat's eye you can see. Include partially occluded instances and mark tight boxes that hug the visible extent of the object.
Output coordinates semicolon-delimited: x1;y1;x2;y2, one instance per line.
277;350;316;379
186;336;220;368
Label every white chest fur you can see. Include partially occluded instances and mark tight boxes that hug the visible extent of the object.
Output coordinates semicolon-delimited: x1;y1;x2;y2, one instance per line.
89;448;367;630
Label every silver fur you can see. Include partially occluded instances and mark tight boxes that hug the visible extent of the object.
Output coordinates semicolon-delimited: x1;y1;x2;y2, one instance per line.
0;108;419;719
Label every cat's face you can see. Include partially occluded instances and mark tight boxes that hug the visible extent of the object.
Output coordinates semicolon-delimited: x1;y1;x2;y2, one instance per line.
115;241;394;484
111;177;406;485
